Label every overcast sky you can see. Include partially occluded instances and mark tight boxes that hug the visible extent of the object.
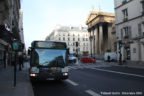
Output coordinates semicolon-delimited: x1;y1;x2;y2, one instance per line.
21;0;114;49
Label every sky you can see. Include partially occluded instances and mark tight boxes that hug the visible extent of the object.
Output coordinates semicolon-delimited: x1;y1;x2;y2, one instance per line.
21;0;114;49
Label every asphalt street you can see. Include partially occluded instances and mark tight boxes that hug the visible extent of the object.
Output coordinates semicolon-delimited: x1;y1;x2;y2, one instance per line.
32;61;144;96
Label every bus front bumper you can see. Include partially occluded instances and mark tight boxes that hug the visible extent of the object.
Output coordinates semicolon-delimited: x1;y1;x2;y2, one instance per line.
29;72;68;81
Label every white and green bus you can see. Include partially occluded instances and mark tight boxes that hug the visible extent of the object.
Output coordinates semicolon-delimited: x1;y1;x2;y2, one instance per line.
29;41;69;81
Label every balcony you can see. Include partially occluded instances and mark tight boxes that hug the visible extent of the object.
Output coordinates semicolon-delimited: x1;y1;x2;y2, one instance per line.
122;0;127;4
140;0;144;3
142;11;144;16
123;17;128;22
124;35;129;39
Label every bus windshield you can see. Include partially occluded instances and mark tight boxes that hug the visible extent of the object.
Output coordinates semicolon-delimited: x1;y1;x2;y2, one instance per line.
31;49;66;67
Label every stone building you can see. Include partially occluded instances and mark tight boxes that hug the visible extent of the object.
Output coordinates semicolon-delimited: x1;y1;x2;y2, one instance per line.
0;0;22;68
86;9;115;58
19;10;25;53
114;0;144;62
45;25;90;55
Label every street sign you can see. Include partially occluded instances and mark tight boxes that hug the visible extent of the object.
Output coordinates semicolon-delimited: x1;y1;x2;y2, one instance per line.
12;41;19;51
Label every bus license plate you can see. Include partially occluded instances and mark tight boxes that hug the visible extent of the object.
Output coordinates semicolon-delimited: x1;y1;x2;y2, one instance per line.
50;67;57;73
47;78;54;80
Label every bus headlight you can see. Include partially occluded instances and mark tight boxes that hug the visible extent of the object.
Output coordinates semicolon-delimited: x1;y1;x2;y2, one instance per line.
30;73;37;77
63;72;68;76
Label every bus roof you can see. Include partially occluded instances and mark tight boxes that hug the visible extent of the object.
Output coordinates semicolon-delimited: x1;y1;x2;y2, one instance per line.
31;40;68;49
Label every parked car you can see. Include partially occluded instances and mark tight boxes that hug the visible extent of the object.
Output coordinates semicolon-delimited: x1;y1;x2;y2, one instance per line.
80;56;96;63
104;52;117;62
68;54;77;63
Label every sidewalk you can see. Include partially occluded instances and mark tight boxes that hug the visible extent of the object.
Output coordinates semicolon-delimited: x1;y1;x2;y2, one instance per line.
116;61;144;69
105;60;144;69
0;62;34;96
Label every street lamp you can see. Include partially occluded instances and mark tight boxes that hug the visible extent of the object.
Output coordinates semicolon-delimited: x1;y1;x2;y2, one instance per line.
12;39;20;87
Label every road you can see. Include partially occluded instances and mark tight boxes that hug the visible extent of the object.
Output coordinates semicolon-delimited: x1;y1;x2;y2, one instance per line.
32;61;144;96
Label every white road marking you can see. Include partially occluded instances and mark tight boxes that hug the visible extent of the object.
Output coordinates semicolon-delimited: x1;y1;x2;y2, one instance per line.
96;60;103;63
86;89;101;96
68;63;113;70
92;67;144;78
65;79;79;86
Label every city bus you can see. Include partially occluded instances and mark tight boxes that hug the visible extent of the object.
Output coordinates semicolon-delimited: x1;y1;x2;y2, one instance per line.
28;41;69;81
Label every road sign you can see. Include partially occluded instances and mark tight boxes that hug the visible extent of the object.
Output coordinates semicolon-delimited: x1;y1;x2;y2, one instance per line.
12;41;19;51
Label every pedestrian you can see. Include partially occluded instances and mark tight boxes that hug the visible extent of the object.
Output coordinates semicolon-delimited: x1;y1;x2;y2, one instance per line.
18;52;23;71
107;55;110;62
119;52;122;65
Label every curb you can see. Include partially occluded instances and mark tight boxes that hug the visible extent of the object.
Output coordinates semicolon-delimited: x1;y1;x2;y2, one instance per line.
112;64;144;69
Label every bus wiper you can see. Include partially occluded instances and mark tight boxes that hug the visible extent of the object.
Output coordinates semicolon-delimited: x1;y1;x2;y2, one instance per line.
37;65;43;68
37;65;50;68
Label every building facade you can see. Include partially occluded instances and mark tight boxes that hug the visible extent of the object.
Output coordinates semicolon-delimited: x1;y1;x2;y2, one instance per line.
19;9;25;53
0;0;23;68
45;25;90;55
114;0;144;62
86;10;116;58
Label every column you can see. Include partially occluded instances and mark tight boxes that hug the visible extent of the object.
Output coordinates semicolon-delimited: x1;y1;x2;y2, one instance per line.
99;24;103;54
108;24;112;51
89;30;92;57
91;30;94;56
93;29;95;56
95;27;98;54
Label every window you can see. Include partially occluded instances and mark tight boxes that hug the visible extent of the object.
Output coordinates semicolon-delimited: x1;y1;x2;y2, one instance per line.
142;23;144;36
123;27;129;38
142;1;144;14
122;26;131;39
141;22;144;33
122;0;127;4
86;38;88;41
122;9;128;21
68;38;70;41
59;37;61;40
83;47;85;51
138;24;142;36
83;43;85;46
83;38;85;41
68;33;70;36
63;37;65;41
73;42;75;46
73;48;75;51
133;48;136;53
78;38;80;41
73;38;75;41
